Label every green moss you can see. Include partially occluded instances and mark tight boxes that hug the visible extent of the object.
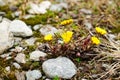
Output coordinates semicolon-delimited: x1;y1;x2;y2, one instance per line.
117;6;120;13
75;58;81;63
33;31;42;37
53;76;60;80
112;27;120;33
71;24;79;30
7;72;16;80
35;38;44;43
92;6;99;14
33;31;44;43
31;62;40;68
22;10;56;26
0;5;10;12
22;61;32;70
5;11;14;20
27;45;36;52
0;5;14;20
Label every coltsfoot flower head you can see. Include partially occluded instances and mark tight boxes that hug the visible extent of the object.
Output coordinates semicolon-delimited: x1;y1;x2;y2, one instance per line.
60;19;73;25
91;36;100;45
61;31;73;43
95;27;107;35
44;34;53;41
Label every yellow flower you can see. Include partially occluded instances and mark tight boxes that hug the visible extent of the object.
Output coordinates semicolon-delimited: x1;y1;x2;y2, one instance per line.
95;27;107;35
60;19;73;25
61;31;73;43
91;36;100;45
44;34;53;41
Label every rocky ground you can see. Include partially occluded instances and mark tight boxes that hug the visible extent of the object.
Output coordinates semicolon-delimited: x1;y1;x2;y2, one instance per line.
0;0;120;80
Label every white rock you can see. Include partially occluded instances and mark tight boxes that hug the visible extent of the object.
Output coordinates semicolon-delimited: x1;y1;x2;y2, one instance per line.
102;63;110;70
9;20;33;37
108;34;116;40
25;37;36;45
23;15;35;19
80;9;92;14
33;24;42;31
2;18;11;23
14;37;22;45
39;1;51;10
0;0;5;6
59;3;68;9
15;53;26;63
86;15;91;19
58;40;64;44
0;52;12;58
28;1;51;14
6;56;12;60
39;25;58;36
5;66;10;73
0;0;18;6
15;46;23;53
28;3;42;14
45;79;51;80
0;20;14;54
56;0;78;3
50;4;62;11
30;51;47;61
50;3;68;11
28;2;47;14
0;16;2;22
37;7;47;14
14;11;21;17
13;62;21;69
26;70;42;80
84;20;93;29
81;79;88;80
15;71;25;80
42;57;77;79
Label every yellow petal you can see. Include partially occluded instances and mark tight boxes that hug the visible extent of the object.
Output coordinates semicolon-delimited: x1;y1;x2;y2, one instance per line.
95;27;107;35
91;36;100;45
60;19;73;25
61;31;73;43
44;34;53;41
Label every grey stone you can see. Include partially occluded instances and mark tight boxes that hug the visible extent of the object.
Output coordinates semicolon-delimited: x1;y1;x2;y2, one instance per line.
25;37;36;45
28;1;51;14
39;25;58;36
50;4;62;11
14;37;22;46
14;11;21;17
42;57;77;79
84;20;93;29
15;71;25;80
15;53;26;63
6;56;12;60
33;24;42;30
0;52;12;58
0;12;5;16
80;9;92;15
13;62;21;69
26;70;42;80
9;20;33;37
23;15;35;19
0;20;14;54
30;51;47;61
28;2;46;14
50;3;68;11
11;46;23;53
39;1;51;10
5;66;10;73
0;0;5;6
108;34;116;40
